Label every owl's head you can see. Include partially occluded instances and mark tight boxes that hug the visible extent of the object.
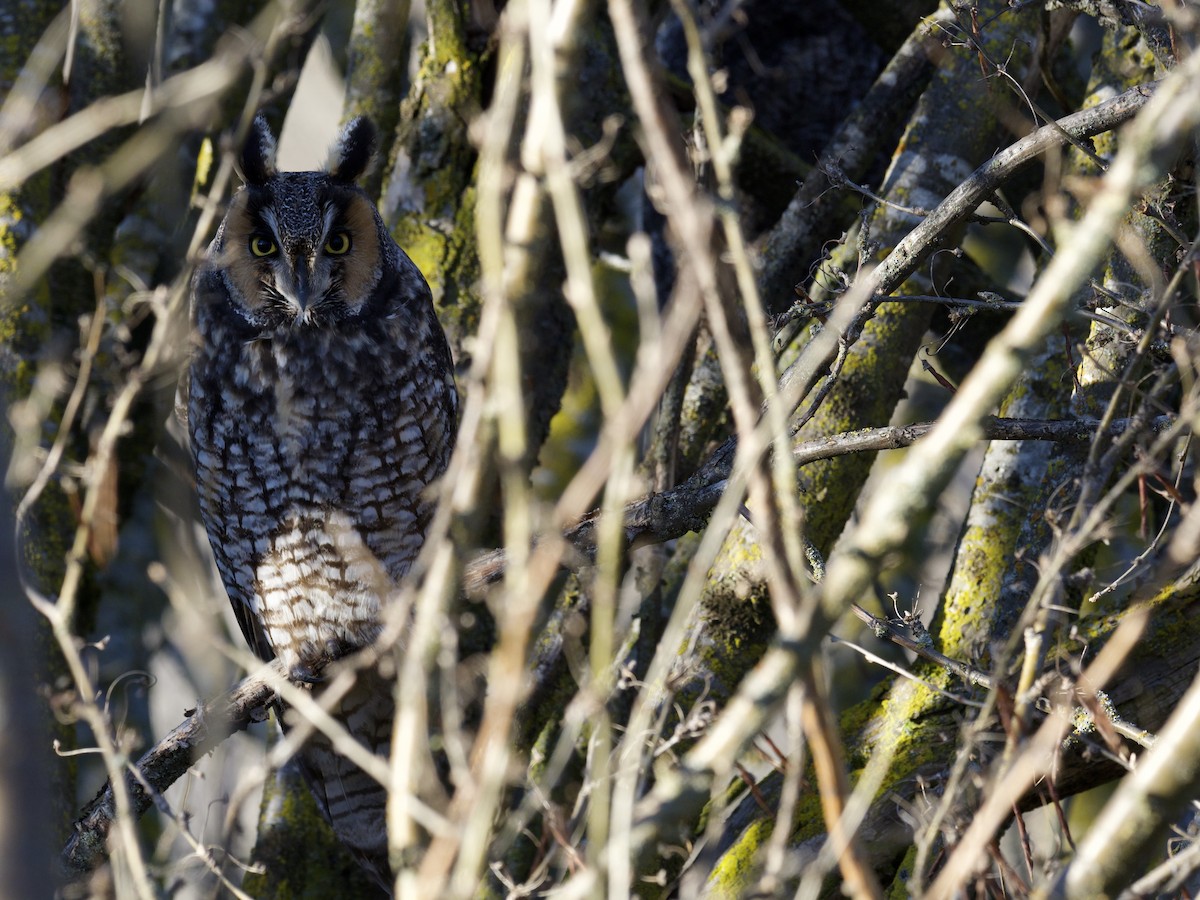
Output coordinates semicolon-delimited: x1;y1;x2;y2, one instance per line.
212;115;391;328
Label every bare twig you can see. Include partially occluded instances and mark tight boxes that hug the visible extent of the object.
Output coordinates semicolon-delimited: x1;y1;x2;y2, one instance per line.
845;604;995;692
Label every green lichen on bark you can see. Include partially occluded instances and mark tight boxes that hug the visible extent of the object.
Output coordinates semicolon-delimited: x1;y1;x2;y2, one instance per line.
935;324;1076;662
702;670;961;897
345;0;412;201
382;11;483;357
700;816;778;897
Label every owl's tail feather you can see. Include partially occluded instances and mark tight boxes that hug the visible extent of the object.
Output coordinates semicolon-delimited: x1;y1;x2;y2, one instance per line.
289;667;396;896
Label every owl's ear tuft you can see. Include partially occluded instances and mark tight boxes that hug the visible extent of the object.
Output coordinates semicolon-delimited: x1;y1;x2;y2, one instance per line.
328;117;377;183
239;115;277;186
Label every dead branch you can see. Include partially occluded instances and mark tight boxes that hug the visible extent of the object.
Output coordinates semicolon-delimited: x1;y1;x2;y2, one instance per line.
60;661;283;877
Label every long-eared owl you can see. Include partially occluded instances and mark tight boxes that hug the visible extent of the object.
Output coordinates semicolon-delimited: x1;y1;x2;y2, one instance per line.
186;115;457;891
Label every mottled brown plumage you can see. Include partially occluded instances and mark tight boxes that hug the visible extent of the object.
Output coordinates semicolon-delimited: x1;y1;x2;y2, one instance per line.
186;115;456;891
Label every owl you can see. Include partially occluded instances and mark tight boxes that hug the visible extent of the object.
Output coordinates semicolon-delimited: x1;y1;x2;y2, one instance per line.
186;114;457;891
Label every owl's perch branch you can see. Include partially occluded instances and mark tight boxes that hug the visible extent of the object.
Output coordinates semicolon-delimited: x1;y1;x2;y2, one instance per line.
61;412;1170;876
60;661;284;877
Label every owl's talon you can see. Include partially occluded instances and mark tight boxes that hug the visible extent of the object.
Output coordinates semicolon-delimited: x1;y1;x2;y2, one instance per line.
289;662;325;685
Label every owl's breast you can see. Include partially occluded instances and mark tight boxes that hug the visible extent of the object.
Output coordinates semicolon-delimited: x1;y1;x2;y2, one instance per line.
189;320;451;670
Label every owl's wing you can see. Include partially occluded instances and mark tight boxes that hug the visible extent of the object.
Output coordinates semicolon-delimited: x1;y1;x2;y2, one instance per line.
174;370;275;662
230;595;276;664
173;373;189;431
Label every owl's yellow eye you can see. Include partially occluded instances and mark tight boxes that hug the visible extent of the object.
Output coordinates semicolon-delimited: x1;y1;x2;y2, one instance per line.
249;236;277;257
324;232;352;255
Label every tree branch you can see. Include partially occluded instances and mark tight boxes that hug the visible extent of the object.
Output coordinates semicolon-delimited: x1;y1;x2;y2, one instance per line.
865;77;1159;301
464;413;1173;593
61;662;283;877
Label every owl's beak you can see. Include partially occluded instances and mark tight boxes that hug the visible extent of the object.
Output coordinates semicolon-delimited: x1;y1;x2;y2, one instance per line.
279;253;326;314
292;260;314;311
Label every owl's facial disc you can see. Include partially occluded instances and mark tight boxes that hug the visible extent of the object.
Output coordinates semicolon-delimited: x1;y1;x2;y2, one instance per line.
222;181;382;327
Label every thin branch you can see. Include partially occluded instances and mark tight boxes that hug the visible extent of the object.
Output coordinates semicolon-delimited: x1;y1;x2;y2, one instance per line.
827;634;985;708
794;78;1160;401
463;413;1174;593
844;604;995;692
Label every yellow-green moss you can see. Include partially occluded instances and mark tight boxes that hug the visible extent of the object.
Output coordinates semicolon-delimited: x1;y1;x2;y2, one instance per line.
888;844;920;899
936;518;1020;656
425;0;469;68
395;183;480;335
704;665;961;898
386;33;484;354
0;193;24;269
702;816;777;895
